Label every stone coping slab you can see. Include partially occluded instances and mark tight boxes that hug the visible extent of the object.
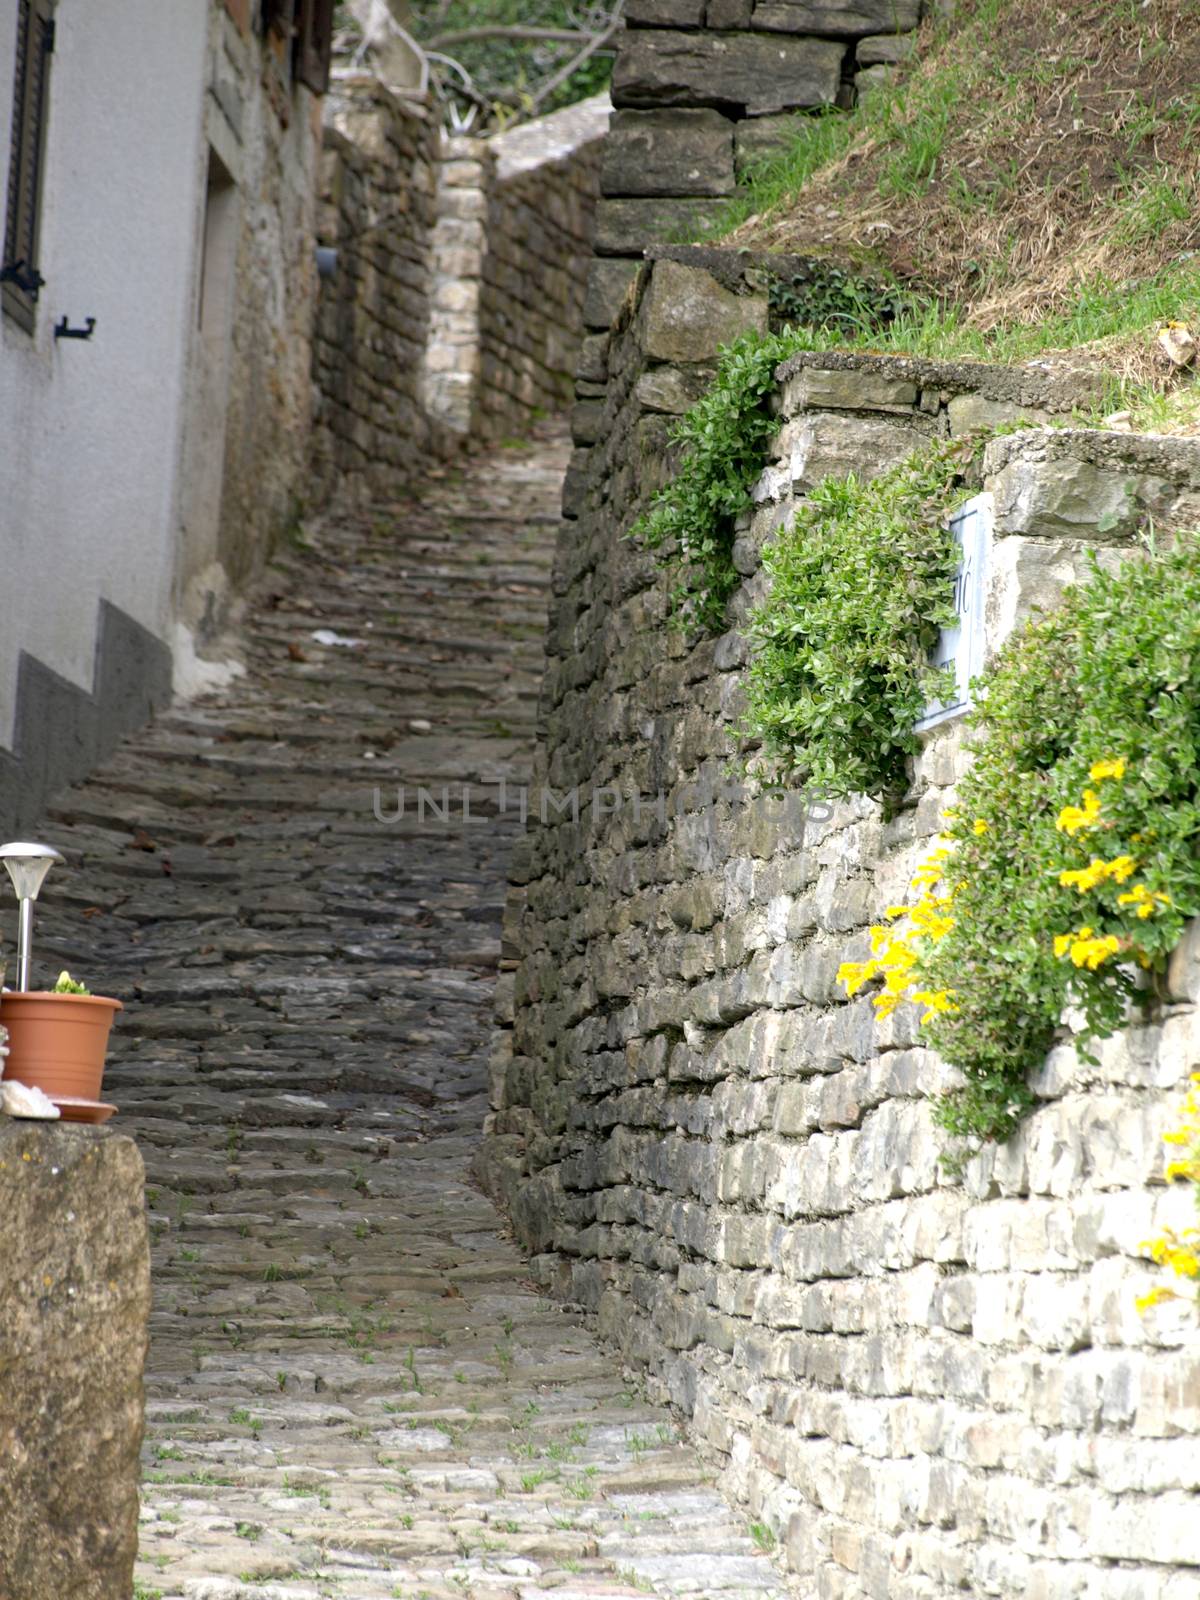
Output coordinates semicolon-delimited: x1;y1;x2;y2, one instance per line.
776;346;1108;412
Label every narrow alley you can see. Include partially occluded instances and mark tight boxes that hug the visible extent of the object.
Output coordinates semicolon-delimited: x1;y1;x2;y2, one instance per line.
31;429;794;1600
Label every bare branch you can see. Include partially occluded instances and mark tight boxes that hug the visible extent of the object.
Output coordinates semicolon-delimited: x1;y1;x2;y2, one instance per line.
527;5;622;110
428;24;601;48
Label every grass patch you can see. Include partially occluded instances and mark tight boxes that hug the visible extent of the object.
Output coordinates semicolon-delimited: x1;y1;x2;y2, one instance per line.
706;0;1200;344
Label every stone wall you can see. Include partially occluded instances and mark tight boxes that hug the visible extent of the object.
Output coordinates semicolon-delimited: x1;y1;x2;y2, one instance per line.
312;74;441;497
207;9;324;599
315;86;605;487
0;1123;150;1600
177;0;329;657
474;97;608;443
569;0;923;501
483;255;1200;1597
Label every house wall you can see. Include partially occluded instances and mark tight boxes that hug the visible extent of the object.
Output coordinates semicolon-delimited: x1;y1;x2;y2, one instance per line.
0;0;324;828
483;255;1200;1598
0;0;207;827
176;0;324;652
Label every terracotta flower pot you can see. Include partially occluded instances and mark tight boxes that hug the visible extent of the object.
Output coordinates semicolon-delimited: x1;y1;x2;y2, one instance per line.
0;991;122;1102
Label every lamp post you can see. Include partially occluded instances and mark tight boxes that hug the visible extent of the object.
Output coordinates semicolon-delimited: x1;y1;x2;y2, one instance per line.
0;842;64;991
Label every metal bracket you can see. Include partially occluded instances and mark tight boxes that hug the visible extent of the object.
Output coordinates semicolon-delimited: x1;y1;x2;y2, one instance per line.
0;260;44;299
54;315;96;340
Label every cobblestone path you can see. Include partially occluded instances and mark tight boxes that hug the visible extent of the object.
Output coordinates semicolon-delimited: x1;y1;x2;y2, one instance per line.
34;428;795;1600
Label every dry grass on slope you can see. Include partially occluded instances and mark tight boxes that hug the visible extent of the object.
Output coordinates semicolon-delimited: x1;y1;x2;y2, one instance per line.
727;0;1200;335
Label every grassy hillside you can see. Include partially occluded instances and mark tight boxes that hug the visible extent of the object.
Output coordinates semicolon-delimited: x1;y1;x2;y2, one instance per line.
717;0;1200;420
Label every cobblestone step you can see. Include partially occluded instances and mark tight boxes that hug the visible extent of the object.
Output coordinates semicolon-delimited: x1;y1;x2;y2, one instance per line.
25;426;799;1600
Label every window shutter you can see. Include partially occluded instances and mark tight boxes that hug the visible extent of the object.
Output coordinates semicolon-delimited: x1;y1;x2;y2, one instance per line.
261;0;294;38
2;0;54;332
294;0;334;95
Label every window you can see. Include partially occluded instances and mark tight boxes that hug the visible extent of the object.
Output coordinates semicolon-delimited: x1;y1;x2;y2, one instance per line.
261;0;334;96
2;0;54;333
197;149;237;337
294;0;335;95
915;494;993;733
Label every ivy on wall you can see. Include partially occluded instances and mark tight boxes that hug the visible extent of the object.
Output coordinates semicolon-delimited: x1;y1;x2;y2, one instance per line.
743;445;967;809
635;329;1200;1171
633;332;787;632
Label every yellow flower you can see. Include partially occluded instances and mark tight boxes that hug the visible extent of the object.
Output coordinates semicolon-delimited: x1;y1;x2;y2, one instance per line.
1058;854;1140;893
1057;789;1103;835
912;988;957;1023
972;818;989;836
1059;859;1109;892
1136;1286;1178;1314
1089;757;1127;782
1055;925;1120;969
837;960;868;997
1117;882;1171;919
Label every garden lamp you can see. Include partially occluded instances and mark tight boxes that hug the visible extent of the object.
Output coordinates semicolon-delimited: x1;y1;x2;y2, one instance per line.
0;842;64;991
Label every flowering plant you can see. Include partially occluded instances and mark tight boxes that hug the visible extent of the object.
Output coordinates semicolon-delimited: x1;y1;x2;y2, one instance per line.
841;541;1200;1155
1138;1072;1200;1316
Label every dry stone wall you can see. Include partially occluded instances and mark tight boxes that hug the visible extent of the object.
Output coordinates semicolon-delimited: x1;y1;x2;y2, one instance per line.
0;1123;150;1600
474;98;608;443
570;0;922;499
312;75;442;496
314;83;605;489
483;255;1200;1598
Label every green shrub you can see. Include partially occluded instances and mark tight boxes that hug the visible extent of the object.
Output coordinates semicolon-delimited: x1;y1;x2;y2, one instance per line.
743;443;968;807
632;332;789;631
920;541;1200;1149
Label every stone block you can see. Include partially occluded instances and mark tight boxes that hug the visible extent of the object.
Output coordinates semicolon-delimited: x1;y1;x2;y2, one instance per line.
640;259;768;364
1167;917;1200;1002
593;196;731;255
625;0;707;22
562;446;593;517
602;109;737;198
750;0;919;34
987;441;1148;541
857;30;917;64
784;412;925;490
982;535;1124;661
947;392;1048;436
635;363;716;414
613;29;845;116
576;332;611;384
709;0;754;25
583;258;640;329
0;1124;150;1600
790;366;918;413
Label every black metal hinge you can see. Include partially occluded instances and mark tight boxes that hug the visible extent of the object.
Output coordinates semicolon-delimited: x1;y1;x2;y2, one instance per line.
43;18;55;53
0;260;44;298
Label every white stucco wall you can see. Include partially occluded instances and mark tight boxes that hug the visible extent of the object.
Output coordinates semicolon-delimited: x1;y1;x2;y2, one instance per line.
0;0;209;744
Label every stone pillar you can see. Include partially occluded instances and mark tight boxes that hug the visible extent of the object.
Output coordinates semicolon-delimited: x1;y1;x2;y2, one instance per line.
0;1123;150;1600
422;133;493;436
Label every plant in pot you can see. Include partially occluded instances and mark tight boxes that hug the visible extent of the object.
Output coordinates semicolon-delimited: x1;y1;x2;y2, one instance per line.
1;969;122;1123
